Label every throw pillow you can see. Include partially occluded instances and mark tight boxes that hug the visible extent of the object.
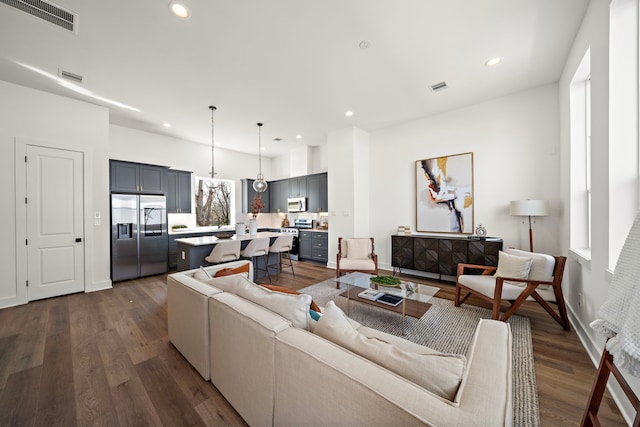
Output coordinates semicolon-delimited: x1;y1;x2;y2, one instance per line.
314;301;466;401
259;284;321;313
346;239;371;259
494;250;533;286
213;263;250;278
234;279;312;330
203;273;249;293
505;248;555;289
193;266;212;280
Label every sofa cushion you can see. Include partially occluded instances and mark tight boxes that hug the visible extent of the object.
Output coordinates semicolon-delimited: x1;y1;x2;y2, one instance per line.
260;285;321;313
193;266;212;280
314;301;466;401
204;273;249;293
214;263;251;278
494;251;533;286
234;278;312;330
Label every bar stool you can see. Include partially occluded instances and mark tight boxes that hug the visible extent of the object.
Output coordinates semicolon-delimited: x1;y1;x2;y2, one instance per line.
204;240;241;265
240;237;271;283
268;235;295;279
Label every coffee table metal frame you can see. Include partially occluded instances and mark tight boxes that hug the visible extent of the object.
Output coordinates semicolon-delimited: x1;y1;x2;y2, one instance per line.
334;272;439;335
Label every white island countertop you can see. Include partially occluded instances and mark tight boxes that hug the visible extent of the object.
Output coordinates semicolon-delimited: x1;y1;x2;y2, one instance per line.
174;231;282;247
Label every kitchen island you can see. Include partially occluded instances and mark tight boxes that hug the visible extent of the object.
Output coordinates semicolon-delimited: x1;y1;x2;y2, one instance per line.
175;231;283;278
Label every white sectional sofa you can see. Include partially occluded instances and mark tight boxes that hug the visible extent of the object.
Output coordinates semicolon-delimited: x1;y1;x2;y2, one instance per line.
167;262;513;426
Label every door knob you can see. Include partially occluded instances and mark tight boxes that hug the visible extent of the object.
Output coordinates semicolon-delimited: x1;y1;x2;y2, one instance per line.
75;238;82;242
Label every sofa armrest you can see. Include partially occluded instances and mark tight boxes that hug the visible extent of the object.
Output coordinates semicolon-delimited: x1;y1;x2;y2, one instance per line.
273;318;512;426
167;274;222;380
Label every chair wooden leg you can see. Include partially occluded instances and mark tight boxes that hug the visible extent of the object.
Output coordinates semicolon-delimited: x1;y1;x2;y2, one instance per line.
531;292;571;331
454;282;462;306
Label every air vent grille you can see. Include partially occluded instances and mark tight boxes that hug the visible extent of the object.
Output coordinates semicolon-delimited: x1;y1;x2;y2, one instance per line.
59;69;83;83
0;0;77;32
431;81;448;92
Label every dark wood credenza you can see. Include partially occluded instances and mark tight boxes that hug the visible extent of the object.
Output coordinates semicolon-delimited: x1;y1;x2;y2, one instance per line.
391;235;503;278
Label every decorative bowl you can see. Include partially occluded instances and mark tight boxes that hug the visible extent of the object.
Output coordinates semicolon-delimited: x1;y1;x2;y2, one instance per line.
369;276;401;287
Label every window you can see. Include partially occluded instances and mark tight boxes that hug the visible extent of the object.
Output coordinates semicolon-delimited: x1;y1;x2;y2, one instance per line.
194;177;235;228
585;77;592;249
569;49;591;259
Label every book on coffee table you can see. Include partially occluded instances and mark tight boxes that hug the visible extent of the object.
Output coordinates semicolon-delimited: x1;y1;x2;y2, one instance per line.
377;293;403;307
358;289;385;301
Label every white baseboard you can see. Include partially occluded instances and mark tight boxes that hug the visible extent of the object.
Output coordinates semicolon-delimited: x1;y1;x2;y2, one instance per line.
567;302;636;425
86;280;113;293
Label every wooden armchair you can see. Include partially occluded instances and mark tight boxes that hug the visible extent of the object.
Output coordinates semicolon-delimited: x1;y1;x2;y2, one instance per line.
336;237;378;288
454;248;570;330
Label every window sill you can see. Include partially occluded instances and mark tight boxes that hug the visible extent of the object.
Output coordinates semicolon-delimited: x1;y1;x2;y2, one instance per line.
570;248;591;270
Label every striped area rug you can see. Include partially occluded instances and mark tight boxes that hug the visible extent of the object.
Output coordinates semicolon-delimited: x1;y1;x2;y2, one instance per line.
299;280;540;427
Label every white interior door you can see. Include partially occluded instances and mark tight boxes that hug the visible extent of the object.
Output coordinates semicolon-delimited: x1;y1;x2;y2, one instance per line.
26;145;85;301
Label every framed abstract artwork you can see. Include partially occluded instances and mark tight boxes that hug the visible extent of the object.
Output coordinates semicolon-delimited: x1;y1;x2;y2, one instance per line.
415;152;474;234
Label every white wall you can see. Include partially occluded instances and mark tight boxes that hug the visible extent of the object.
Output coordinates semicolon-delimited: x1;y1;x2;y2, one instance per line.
0;80;111;308
367;84;561;271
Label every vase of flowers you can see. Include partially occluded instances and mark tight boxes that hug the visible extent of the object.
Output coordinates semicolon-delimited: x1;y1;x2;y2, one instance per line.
251;195;265;219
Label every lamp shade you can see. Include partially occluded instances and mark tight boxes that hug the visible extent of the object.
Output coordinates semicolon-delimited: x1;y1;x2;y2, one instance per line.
509;199;549;217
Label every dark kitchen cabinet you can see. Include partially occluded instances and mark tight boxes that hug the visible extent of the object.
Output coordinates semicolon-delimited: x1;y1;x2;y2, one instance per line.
269;180;288;213
242;179;270;214
110;160;167;194
299;230;328;263
307;173;328;212
288;176;307;197
298;230;312;260
311;231;328;263
167;170;192;213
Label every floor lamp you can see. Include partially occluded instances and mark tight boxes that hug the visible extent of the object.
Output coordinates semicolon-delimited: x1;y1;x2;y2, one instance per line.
509;199;549;252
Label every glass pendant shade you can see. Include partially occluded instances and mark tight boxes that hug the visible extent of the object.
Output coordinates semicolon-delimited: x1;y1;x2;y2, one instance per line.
253;174;267;192
253;122;268;192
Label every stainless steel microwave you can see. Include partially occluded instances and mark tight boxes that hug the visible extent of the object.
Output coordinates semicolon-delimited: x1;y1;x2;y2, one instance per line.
287;197;307;212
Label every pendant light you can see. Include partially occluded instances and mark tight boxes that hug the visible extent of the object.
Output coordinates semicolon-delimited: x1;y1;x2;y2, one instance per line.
253;122;268;192
209;105;216;179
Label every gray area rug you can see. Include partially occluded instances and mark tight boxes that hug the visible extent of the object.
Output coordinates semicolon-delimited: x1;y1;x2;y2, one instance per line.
299;280;540;427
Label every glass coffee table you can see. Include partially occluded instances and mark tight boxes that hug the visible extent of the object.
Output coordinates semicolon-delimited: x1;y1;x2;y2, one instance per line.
334;272;439;335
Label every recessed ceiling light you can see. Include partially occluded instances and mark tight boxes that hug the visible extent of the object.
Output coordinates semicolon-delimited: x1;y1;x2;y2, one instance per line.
169;1;190;19
261;146;266;151
345;111;354;117
486;57;502;67
359;40;371;50
296;134;302;139
163;122;171;127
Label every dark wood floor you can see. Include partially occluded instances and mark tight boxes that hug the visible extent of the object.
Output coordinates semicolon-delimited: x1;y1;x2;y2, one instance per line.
0;261;627;426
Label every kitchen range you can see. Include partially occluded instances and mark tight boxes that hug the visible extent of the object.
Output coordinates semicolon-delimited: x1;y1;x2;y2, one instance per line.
279;218;315;261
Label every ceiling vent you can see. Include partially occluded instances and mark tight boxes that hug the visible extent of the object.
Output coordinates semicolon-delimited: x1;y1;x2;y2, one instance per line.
0;0;77;33
58;69;83;83
430;81;448;92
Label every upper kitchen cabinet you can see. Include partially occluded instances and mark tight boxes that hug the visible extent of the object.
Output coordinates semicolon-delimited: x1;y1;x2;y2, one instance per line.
242;179;270;214
307;173;328;212
269;179;288;213
110;160;167;194
167;170;192;213
288;176;307;197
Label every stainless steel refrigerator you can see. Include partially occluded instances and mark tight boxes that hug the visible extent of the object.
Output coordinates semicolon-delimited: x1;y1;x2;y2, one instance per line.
111;194;168;282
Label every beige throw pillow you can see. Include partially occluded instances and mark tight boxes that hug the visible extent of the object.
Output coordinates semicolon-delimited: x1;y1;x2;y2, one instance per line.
234;278;312;330
314;301;466;401
193;266;212;280
494;251;533;286
204;273;249;292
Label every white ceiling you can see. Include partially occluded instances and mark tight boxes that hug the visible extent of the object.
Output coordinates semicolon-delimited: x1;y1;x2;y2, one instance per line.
0;0;589;157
